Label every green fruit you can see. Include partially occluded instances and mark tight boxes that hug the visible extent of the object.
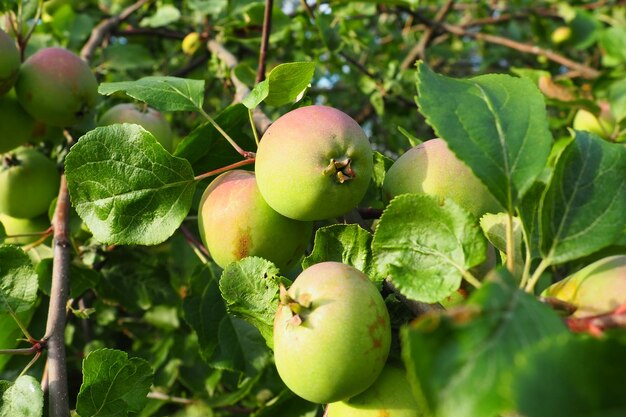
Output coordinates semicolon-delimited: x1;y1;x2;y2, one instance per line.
551;26;572;44
0;213;50;244
0;92;35;154
99;103;174;152
0;148;60;218
0;28;20;96
383;138;503;218
326;364;421;417
542;255;626;317
255;105;374;221
15;47;98;127
273;262;391;403
573;104;615;140
198;170;313;271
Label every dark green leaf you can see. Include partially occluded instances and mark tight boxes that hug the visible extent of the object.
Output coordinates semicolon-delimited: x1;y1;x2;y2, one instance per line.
302;224;375;279
36;259;101;299
76;348;154;417
416;62;552;211
540;131;626;264
402;269;567;417
98;77;205;112
372;194;487;303
65;124;196;245
0;376;43;417
0;245;38;314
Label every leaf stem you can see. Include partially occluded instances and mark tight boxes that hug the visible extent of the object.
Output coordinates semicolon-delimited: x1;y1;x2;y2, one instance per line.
461;270;482;289
505;212;515;274
7;307;35;343
519;226;533;289
193;158;256;182
197;107;253;158
19;351;42;378
525;257;551;293
249;108;260;146
0;346;38;355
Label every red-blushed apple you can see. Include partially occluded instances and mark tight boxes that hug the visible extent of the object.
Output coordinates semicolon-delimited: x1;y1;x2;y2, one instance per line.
0;147;60;219
99;103;174;152
542;255;626;317
383;138;503;218
255;105;373;221
15;47;98;127
0;28;20;96
198;170;312;271
273;262;391;404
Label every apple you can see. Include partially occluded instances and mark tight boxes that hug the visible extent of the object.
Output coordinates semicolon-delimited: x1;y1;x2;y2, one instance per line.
198;170;312;271
573;103;616;140
0;91;36;154
273;261;391;404
255;105;374;221
99;103;174;152
0;147;61;219
542;255;626;317
325;364;421;417
15;47;98;127
182;32;202;55
551;26;572;45
0;213;50;245
0;28;20;97
383;138;503;218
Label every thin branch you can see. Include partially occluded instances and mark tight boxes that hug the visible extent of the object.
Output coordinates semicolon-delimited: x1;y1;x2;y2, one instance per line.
43;176;71;417
179;225;210;258
256;0;274;83
170;51;211;78
80;0;152;62
147;391;195;405
400;0;455;70
112;27;185;39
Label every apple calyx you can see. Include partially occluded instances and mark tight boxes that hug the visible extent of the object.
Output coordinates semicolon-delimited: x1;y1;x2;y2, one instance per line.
279;284;312;326
323;157;355;184
1;153;20;169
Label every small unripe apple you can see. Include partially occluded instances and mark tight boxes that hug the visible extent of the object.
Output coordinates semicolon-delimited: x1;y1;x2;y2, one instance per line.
255;105;374;221
182;32;202;55
325;364;420;417
0;92;36;154
0;213;50;245
551;26;572;44
274;262;391;404
0;28;20;96
0;148;60;219
542;255;626;317
15;47;99;127
99;103;174;152
383;138;503;218
198;170;312;271
573;103;615;140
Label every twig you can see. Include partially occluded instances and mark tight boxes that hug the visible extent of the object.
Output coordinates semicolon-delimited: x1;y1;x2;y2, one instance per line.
170;51;210;77
112;27;185;39
193;158;256;182
80;0;152;62
43;176;71;417
256;0;274;83
400;0;455;69
147;391;195;405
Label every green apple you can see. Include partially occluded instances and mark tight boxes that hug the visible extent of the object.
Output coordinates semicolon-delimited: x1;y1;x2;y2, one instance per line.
274;262;391;404
99;103;174;152
0;213;50;245
182;32;202;55
383;138;503;218
198;170;312;271
573;103;616;140
15;47;98;127
255;105;374;221
0;28;20;96
542;255;626;317
326;364;421;416
0;91;36;154
551;26;572;44
0;147;60;218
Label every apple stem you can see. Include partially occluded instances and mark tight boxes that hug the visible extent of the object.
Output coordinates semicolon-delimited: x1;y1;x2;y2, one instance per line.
198;107;252;157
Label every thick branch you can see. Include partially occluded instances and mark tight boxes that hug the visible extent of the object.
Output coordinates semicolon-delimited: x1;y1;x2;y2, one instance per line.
256;0;274;83
43;175;71;417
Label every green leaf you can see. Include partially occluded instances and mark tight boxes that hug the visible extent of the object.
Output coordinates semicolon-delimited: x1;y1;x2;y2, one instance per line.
540;131;626;264
512;335;626;417
139;5;181;28
302;224;375;279
609;78;626;123
242;79;269;109
415;62;552;212
98;77;205;112
360;151;394;209
0;308;35;372
76;348;154;417
402;269;567;417
0;245;38;314
479;213;523;271
264;62;315;107
65;124;196;246
372;194;487;303
219;257;288;348
0;223;5;242
0;376;43;417
36;259;101;299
